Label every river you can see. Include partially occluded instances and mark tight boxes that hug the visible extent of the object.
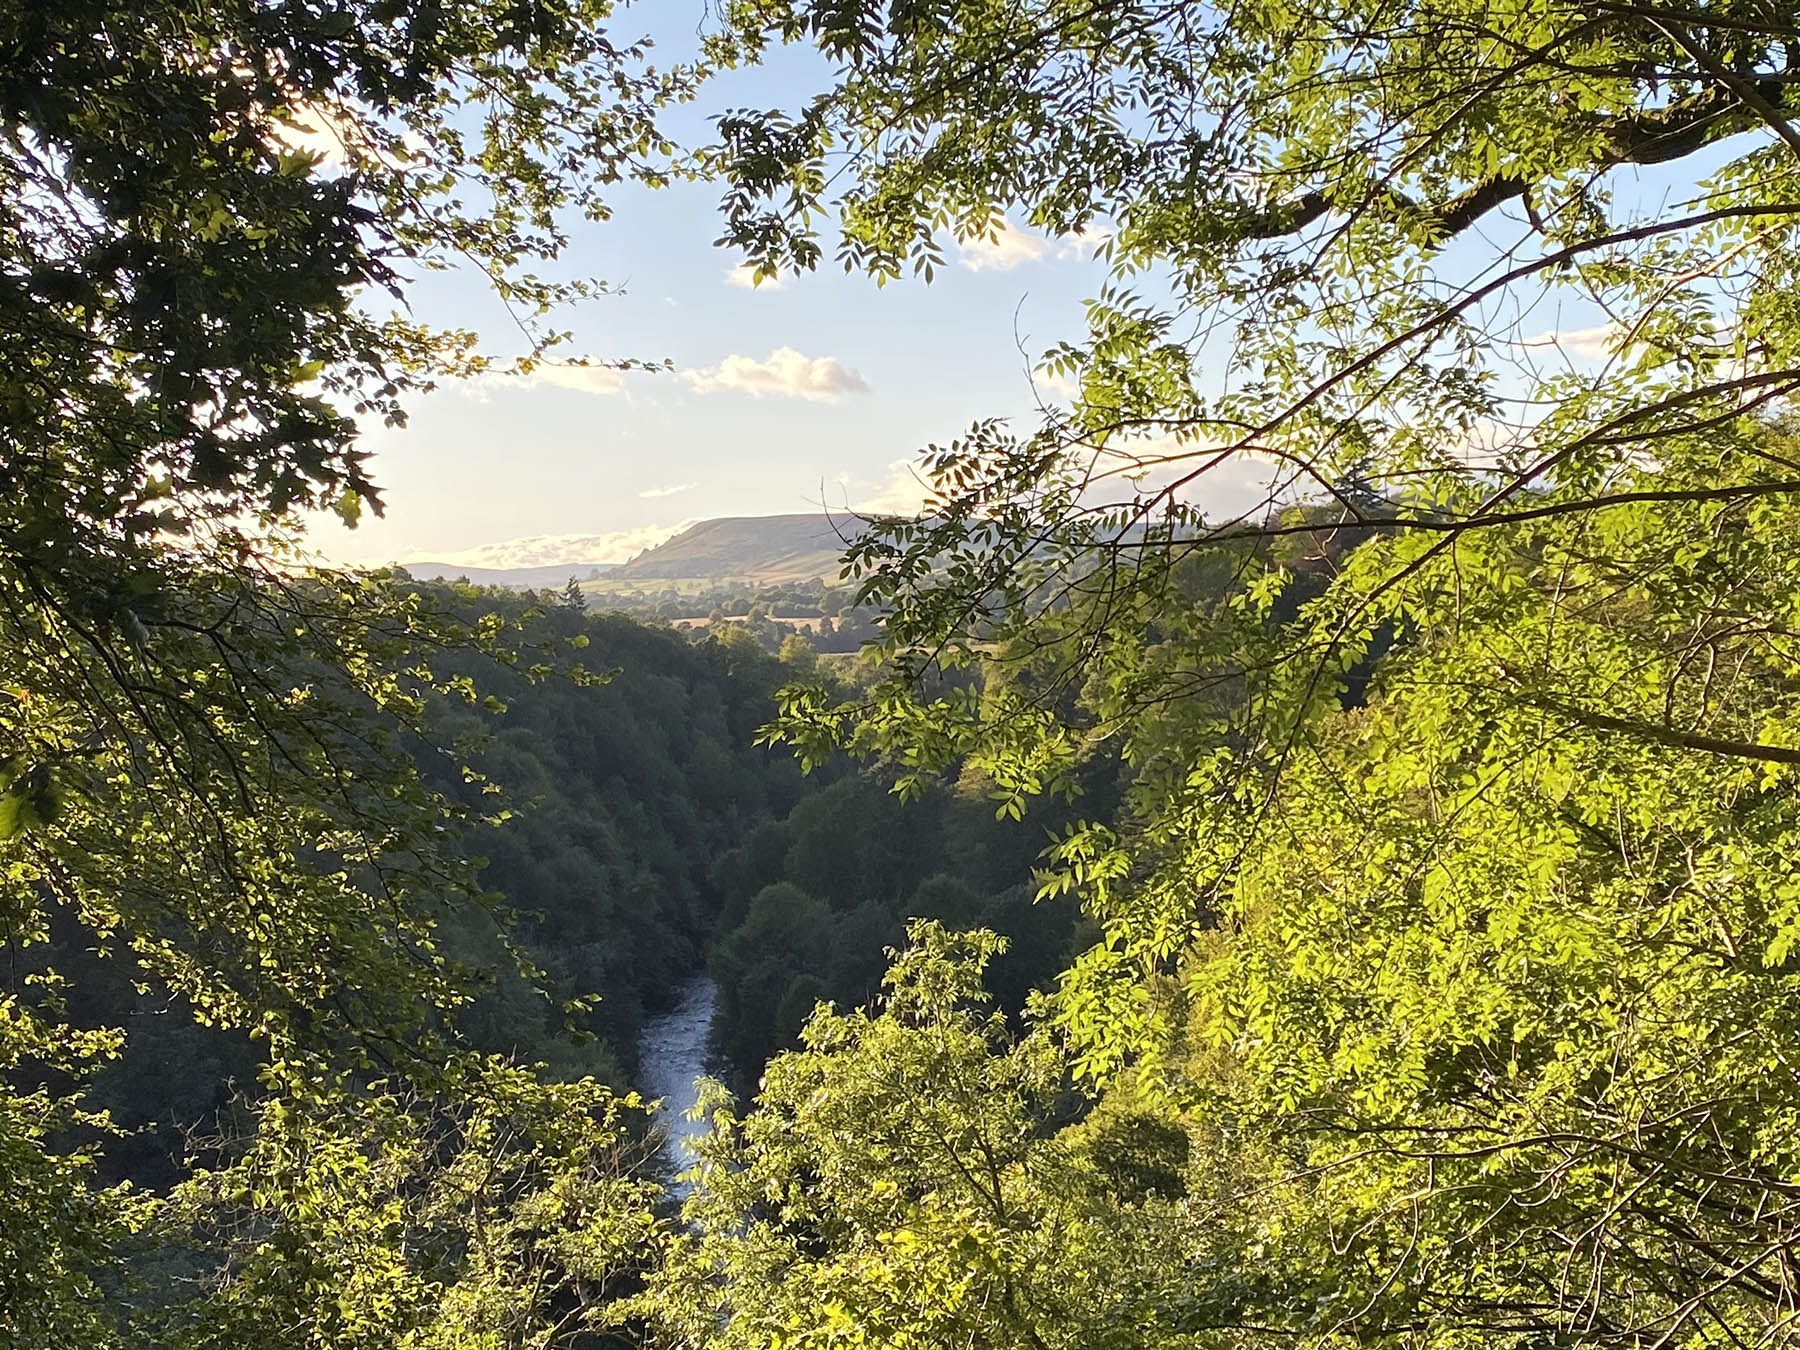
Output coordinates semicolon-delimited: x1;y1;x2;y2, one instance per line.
635;971;718;1188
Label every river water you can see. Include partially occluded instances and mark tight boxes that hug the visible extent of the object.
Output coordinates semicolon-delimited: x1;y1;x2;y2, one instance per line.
635;971;718;1187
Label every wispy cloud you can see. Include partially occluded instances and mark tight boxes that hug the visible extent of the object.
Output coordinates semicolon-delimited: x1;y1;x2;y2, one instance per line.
851;460;936;516
847;437;1283;522
639;482;694;499
1057;224;1113;259
1033;365;1082;402
683;348;869;401
726;263;787;291
1442;416;1531;470
1118;438;1291;521
1520;323;1625;362
462;361;629;399
512;362;629;395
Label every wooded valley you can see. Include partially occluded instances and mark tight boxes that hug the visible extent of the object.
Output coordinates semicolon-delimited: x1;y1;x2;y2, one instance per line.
9;0;1800;1345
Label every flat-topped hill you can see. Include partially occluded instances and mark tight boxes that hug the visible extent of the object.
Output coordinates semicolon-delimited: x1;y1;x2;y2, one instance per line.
610;513;861;583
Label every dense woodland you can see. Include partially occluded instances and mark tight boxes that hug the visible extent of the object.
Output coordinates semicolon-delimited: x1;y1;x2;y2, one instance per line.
422;584;1084;1087
66;583;1083;1204
12;0;1800;1346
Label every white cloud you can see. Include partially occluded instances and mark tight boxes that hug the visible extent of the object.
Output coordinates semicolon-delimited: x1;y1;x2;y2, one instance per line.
520;362;629;396
683;347;869;401
639;482;694;499
849;439;1289;523
1442;416;1530;469
1055;224;1114;259
1520;323;1626;362
1089;437;1291;522
1033;365;1082;402
957;218;1049;272
726;263;787;291
852;460;936;516
412;524;696;570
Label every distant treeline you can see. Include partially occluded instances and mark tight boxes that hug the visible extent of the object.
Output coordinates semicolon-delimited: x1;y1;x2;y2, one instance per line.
578;576;884;653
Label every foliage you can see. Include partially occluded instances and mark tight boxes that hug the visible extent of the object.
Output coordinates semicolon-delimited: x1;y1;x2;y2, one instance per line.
692;0;1800;1342
648;924;1159;1350
0;1010;156;1347
575;575;885;653
160;1055;662;1350
423;591;809;1076
706;770;1089;1077
59;590;813;1220
0;0;698;1339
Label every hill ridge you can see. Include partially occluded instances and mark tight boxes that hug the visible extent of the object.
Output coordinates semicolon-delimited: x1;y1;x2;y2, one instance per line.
611;512;859;583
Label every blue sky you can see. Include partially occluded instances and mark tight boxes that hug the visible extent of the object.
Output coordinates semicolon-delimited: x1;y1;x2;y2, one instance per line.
309;13;1113;568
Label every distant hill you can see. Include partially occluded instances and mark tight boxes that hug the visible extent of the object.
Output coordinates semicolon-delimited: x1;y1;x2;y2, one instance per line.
401;561;617;589
610;514;861;583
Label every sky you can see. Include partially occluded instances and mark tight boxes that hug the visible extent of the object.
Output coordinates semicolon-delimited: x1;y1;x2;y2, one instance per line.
322;212;1111;568
307;11;1117;570
306;5;1744;573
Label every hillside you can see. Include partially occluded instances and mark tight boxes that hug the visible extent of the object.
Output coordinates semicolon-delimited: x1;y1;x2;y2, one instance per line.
611;513;859;583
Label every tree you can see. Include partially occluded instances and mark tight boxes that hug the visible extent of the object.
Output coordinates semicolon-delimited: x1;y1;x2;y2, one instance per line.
710;0;1800;610
777;630;818;680
648;925;1170;1350
158;1059;665;1350
697;1;1800;1340
0;0;692;1338
710;881;835;1071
